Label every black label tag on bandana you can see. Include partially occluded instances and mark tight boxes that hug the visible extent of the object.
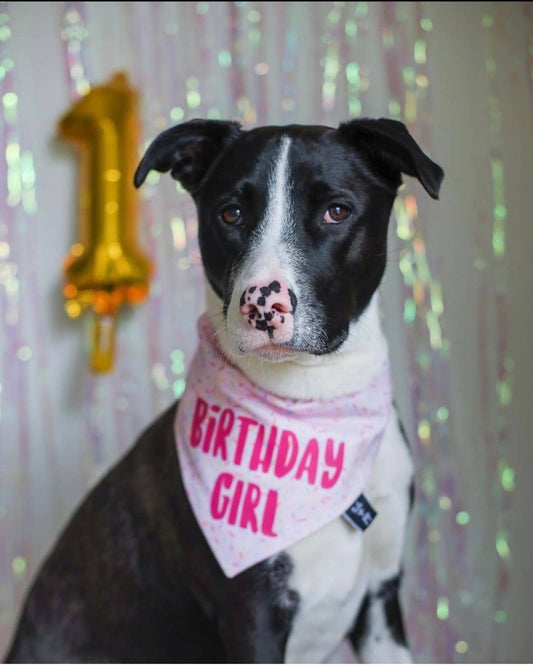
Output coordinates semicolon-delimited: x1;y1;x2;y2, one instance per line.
343;494;377;531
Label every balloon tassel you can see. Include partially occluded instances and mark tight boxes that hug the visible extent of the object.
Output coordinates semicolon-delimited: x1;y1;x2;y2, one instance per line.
90;312;117;373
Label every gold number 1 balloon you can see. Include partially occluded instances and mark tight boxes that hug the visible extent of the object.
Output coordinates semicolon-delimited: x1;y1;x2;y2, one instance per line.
59;72;152;372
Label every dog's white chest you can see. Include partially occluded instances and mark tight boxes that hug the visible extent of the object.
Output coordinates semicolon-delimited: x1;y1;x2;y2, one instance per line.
284;517;367;663
283;413;414;663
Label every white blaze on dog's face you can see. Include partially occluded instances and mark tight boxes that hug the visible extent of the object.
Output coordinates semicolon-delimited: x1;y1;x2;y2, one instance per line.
134;118;443;376
223;136;326;361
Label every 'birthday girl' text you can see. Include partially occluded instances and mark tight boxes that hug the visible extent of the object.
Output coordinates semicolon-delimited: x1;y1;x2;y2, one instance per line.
189;396;346;537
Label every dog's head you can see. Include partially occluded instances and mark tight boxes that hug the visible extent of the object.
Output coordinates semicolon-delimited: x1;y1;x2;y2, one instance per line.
135;119;443;362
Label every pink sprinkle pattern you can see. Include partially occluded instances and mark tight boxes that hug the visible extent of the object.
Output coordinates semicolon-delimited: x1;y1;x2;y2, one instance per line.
175;314;393;577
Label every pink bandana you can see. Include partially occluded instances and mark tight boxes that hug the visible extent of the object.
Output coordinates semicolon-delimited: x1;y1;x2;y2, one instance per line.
174;314;393;578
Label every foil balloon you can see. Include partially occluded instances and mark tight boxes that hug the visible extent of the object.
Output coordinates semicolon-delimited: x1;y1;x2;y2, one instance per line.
59;72;152;372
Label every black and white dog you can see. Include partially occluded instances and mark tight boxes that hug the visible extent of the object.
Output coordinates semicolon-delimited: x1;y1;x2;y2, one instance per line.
6;118;443;663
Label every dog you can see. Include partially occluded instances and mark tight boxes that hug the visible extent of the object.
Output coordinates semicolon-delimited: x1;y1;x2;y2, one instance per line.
5;117;443;663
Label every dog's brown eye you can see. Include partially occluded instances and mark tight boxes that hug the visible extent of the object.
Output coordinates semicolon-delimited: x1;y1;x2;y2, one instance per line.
324;205;350;224
221;205;242;225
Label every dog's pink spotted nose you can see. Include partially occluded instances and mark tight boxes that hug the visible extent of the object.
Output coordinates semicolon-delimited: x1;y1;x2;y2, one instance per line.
239;280;297;342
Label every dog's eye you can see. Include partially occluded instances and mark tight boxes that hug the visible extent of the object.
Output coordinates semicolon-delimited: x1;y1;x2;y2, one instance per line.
221;205;243;225
323;204;350;224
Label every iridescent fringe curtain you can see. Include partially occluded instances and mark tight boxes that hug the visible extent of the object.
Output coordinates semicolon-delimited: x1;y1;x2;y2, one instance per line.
1;2;532;662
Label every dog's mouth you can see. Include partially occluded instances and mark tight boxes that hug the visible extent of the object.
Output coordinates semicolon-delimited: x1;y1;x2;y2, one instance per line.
236;341;302;363
233;326;349;362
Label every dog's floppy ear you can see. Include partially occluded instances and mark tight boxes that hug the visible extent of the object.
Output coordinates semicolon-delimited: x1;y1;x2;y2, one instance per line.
134;119;242;193
338;118;444;199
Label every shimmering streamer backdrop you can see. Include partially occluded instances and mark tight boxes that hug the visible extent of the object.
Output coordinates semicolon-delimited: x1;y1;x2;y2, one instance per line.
1;2;532;662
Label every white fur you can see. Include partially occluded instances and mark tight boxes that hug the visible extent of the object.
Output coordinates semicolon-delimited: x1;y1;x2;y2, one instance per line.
284;415;413;664
283;517;367;663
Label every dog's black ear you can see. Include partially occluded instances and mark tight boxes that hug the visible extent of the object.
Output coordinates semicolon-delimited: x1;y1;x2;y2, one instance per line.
134;119;242;193
338;118;444;199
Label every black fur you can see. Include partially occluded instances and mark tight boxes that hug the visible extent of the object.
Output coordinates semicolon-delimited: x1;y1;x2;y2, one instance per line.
379;575;408;647
5;404;296;663
348;592;371;653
